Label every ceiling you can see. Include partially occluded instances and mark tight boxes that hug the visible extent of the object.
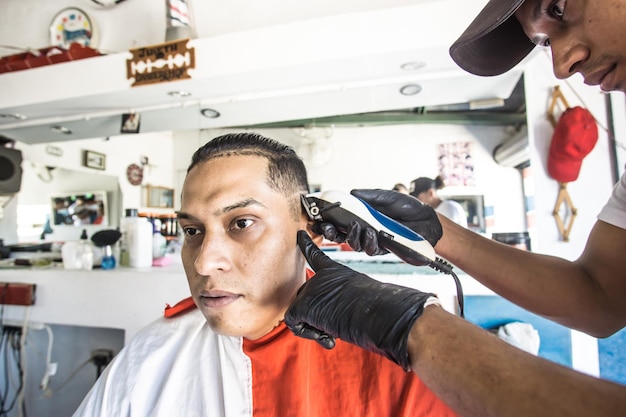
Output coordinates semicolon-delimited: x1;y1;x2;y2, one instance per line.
0;2;528;145
242;74;527;129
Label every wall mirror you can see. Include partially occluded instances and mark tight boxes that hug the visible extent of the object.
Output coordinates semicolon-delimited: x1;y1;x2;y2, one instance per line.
17;165;122;242
50;190;108;226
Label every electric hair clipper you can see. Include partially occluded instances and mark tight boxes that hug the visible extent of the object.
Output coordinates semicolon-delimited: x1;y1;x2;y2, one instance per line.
301;190;436;266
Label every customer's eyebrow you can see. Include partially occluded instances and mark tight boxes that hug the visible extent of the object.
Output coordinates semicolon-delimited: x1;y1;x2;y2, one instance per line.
176;198;266;220
221;198;266;213
176;211;194;220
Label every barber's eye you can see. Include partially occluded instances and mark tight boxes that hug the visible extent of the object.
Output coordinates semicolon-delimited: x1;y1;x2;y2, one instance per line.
548;0;565;19
232;218;254;231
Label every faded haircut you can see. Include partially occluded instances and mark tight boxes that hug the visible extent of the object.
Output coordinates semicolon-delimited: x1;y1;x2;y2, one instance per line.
187;132;310;220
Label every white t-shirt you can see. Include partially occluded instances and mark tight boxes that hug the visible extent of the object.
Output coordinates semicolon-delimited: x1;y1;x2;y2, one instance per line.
598;169;626;230
437;199;468;228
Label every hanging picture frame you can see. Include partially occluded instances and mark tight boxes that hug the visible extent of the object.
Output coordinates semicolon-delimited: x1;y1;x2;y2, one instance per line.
121;113;141;133
83;150;106;170
145;185;174;208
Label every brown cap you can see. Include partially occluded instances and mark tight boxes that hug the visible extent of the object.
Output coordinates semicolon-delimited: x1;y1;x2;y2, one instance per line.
449;0;536;76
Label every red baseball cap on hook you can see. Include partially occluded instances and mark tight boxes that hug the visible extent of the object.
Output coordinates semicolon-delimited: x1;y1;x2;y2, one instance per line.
547;107;599;183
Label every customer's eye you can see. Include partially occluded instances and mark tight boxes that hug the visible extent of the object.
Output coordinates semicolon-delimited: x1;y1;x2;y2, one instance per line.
183;227;202;236
231;218;254;231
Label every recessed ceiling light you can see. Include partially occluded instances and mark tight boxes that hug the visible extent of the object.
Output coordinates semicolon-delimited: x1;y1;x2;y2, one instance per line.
167;90;192;98
200;108;220;118
399;84;422;96
50;125;72;135
400;61;426;71
0;113;27;120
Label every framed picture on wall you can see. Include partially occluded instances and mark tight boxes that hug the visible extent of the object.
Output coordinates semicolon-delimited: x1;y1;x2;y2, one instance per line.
437;141;475;186
83;150;106;170
145;186;174;208
121;113;141;134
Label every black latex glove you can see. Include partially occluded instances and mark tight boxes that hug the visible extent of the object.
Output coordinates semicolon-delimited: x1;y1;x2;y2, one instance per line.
285;231;437;371
312;189;442;256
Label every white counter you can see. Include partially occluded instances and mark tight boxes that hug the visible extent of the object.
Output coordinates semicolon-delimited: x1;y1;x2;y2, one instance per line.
0;261;191;343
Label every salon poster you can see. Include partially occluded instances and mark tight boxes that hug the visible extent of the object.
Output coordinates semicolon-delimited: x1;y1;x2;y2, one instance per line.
438;141;475;186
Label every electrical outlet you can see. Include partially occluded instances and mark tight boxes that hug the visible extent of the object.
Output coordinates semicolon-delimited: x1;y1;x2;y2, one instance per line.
0;282;36;305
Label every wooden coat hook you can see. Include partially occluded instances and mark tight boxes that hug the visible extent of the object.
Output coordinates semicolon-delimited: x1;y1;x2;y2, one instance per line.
547;85;578;241
547;85;571;128
552;182;578;242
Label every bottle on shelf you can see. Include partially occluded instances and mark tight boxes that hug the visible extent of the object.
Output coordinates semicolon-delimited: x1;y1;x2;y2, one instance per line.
61;240;80;270
152;218;168;260
100;244;116;270
77;229;94;270
120;208;153;268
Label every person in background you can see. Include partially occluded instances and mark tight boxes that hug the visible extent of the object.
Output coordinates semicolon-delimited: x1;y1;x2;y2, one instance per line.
392;182;409;194
409;176;468;228
52;197;71;225
284;0;626;415
72;133;456;417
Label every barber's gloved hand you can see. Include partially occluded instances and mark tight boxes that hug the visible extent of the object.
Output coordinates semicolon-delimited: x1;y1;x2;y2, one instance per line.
285;231;438;370
312;189;442;255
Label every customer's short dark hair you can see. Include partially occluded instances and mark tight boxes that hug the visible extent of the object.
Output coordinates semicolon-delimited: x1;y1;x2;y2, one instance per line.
188;132;310;220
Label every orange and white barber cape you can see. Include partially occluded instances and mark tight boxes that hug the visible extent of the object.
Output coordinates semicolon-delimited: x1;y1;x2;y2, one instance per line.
73;298;456;417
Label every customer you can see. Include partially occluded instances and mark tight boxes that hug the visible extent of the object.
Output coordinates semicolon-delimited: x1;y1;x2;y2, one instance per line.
72;133;455;416
409;176;468;228
285;0;626;415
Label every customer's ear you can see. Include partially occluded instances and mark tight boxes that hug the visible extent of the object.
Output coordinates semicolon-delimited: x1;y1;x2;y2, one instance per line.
305;222;324;246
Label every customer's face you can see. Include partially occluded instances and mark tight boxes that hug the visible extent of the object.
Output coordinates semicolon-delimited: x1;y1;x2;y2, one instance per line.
515;0;626;92
179;154;309;340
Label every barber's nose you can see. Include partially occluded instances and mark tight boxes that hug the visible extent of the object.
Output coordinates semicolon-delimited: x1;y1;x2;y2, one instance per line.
550;37;589;80
194;235;231;274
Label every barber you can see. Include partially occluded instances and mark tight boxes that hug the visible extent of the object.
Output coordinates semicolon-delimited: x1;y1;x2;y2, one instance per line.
286;0;626;415
305;0;626;339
